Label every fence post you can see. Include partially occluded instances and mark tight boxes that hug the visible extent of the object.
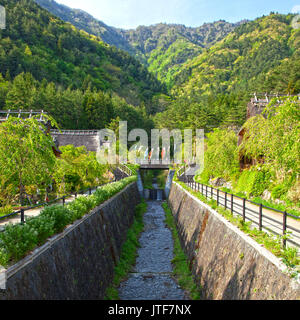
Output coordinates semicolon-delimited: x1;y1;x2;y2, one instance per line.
217;189;219;206
283;211;287;249
21;208;25;224
63;196;65;206
259;204;263;231
201;183;203;194
206;185;208;198
211;187;213;200
231;194;234;213
89;188;92;195
242;198;246;222
225;192;227;210
75;192;77;199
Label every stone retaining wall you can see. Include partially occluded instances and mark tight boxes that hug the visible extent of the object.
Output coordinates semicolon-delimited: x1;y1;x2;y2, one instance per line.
0;182;140;300
168;182;300;300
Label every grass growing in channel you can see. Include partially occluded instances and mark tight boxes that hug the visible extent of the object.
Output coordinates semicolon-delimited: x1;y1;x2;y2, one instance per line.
105;200;147;300
162;202;201;300
176;181;300;275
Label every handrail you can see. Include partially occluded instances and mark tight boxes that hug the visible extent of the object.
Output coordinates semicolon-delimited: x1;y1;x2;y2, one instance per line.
0;165;133;225
183;177;300;249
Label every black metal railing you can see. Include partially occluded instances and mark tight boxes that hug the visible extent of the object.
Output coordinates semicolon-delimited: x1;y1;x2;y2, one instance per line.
184;176;300;249
0;165;133;225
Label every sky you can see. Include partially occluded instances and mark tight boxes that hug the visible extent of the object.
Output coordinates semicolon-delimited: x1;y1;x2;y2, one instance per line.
55;0;300;29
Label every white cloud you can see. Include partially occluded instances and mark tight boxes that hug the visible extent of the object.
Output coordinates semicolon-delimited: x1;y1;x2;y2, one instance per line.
292;5;300;14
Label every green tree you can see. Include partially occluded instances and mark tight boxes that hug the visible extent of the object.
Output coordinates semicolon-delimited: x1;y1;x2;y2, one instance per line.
199;128;240;182
53;145;108;194
0;116;57;205
240;98;300;179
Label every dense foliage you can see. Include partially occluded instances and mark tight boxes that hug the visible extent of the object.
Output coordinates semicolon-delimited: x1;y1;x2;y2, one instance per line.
0;116;57;206
0;0;165;112
155;14;300;131
199;128;240;183
0;176;137;267
196;98;300;206
240;98;300;203
0;72;154;130
34;1;241;88
0;117;111;209
53;145;108;195
172;14;300;96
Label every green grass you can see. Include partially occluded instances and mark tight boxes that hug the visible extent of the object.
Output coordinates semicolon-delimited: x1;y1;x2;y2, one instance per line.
176;181;300;273
194;175;300;217
104;200;147;300
162;202;202;300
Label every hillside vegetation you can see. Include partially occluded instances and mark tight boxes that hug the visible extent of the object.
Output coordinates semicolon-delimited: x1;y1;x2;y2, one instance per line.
154;13;300;131
0;0;166;112
34;0;242;88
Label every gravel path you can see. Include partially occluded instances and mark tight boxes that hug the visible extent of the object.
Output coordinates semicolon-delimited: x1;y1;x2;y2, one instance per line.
118;200;187;300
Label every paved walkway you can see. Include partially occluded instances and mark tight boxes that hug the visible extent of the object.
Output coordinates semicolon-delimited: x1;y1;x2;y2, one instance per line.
118;200;187;300
0;189;96;231
188;181;300;250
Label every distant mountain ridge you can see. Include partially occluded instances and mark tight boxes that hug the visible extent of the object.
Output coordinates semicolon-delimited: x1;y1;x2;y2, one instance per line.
34;0;246;86
34;0;134;54
0;0;165;111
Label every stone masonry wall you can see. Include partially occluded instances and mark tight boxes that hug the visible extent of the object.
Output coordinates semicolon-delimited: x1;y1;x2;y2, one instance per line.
0;182;140;300
168;182;300;300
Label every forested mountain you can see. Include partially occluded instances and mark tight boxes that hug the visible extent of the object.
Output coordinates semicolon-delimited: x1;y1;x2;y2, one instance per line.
119;21;245;88
1;1;298;133
34;0;243;88
0;0;166;112
34;0;135;54
154;13;300;131
172;13;300;97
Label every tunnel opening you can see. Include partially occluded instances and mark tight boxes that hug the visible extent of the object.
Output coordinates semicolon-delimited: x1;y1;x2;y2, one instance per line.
140;169;168;200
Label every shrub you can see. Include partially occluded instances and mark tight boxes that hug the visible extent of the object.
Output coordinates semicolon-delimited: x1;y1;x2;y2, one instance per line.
26;215;56;245
0;176;137;267
271;184;288;199
40;205;73;233
0;205;13;218
199;128;240;182
0;223;39;263
236;169;271;196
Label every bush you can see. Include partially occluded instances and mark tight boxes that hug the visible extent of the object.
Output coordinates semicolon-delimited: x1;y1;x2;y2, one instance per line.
0;205;13;218
40;205;73;233
0;223;39;263
271;184;288;199
236;169;271;197
0;176;137;267
26;215;56;245
199;128;240;182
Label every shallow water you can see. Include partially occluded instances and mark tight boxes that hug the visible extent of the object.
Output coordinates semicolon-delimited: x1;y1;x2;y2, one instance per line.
118;201;187;300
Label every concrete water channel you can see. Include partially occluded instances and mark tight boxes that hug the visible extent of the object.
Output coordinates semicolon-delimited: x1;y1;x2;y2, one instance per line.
118;176;188;300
